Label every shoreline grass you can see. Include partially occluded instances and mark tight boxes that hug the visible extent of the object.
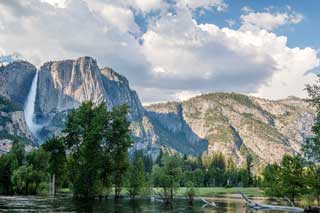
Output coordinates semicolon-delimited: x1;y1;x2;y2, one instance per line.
58;187;264;197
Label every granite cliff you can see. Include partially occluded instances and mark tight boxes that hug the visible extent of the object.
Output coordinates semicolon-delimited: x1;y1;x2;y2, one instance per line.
146;93;315;165
0;61;36;153
0;57;316;165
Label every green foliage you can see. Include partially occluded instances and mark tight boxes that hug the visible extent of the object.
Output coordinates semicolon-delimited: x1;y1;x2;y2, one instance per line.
262;155;307;204
0;96;21;112
305;165;320;205
0;154;15;194
185;181;196;204
0;130;33;145
110;105;132;198
10;148;49;195
11;140;25;167
262;164;282;196
158;156;182;202
202;93;257;108
42;137;67;194
11;165;34;194
63;102;132;198
304;78;320;204
128;153;145;198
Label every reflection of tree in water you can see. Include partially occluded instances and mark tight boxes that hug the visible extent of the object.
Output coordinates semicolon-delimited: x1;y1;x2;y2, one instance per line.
128;199;142;212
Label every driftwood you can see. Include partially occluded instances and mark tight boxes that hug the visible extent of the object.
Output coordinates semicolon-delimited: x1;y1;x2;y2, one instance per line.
150;189;171;205
239;192;304;212
199;197;217;208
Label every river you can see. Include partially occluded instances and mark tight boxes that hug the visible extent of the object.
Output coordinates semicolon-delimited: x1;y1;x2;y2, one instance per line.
0;195;293;212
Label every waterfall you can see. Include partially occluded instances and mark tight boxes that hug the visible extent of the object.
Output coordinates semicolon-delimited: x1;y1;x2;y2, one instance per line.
24;70;40;135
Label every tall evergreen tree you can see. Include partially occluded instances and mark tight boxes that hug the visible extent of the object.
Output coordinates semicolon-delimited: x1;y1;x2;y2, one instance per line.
110;105;132;198
245;154;253;186
159;156;182;203
63;102;109;197
128;153;145;198
42;137;66;195
304;79;320;204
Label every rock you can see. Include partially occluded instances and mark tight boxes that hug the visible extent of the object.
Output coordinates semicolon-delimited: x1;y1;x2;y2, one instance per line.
0;96;35;151
0;63;37;148
36;56;107;115
34;57;152;154
146;93;316;165
0;61;37;107
0;57;316;166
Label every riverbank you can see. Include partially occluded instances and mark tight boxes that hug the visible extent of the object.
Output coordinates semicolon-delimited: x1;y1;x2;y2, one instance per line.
60;187;263;197
167;187;264;197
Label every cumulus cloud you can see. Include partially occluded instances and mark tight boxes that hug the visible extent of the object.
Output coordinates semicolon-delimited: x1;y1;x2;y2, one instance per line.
40;0;66;8
141;6;318;100
0;0;150;85
98;4;140;33
178;0;228;11
240;8;303;31
0;0;318;103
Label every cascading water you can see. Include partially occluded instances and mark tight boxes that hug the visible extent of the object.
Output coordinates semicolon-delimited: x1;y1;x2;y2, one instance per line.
24;70;40;136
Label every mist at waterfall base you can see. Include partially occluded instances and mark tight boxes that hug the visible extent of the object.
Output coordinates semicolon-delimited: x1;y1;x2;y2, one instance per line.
24;71;41;139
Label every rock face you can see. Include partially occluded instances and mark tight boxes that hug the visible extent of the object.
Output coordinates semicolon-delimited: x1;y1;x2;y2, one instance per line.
0;62;36;152
146;103;208;155
0;61;37;107
36;57;106;115
34;57;158;157
0;57;316;166
146;93;316;165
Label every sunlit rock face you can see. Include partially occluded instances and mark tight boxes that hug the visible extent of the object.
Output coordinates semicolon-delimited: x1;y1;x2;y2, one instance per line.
146;93;316;165
33;57;155;155
0;57;316;165
36;57;107;114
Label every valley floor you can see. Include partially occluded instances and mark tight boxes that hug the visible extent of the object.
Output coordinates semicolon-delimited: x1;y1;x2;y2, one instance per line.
59;187;264;197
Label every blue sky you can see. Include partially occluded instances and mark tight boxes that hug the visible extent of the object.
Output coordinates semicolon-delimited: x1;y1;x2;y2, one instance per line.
197;0;320;48
0;0;319;103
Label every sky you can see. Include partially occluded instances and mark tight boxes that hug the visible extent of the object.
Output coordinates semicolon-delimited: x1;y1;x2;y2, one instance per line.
0;0;319;104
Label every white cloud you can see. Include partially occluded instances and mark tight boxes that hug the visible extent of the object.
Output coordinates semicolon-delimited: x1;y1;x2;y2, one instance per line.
240;9;303;31
99;4;140;33
179;0;228;11
141;7;318;101
0;0;318;104
40;0;66;8
128;0;165;12
0;0;149;83
174;90;201;101
241;6;253;14
226;19;236;27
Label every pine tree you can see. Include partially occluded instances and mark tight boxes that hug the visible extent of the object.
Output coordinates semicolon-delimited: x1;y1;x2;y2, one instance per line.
42;137;66;195
128;154;145;198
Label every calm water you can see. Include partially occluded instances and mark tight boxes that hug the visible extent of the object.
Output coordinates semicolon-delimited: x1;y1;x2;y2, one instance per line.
0;195;291;212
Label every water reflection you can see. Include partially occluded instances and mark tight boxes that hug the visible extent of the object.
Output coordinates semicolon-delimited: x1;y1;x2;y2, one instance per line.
0;195;291;212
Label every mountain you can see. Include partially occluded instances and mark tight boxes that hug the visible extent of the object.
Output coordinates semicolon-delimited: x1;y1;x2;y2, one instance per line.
0;56;316;166
33;57;160;156
0;61;37;153
146;93;315;165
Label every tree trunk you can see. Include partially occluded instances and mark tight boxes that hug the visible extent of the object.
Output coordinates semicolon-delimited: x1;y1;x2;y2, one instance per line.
292;188;296;206
52;174;55;196
25;182;29;195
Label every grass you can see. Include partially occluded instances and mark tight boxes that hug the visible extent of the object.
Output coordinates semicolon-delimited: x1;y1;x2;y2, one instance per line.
158;187;264;197
58;187;264;197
